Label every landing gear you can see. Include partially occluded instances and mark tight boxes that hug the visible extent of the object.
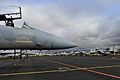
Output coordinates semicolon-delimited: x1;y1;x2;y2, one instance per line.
13;49;16;59
26;54;28;58
20;49;22;59
19;50;29;59
39;50;41;54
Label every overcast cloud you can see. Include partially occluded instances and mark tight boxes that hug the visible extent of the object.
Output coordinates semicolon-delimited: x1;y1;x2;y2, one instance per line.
0;0;120;48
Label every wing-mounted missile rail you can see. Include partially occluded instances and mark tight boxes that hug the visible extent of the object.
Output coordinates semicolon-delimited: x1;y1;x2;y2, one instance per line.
0;6;22;27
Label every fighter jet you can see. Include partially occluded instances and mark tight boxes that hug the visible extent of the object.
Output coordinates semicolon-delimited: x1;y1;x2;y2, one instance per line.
0;7;77;51
0;24;77;50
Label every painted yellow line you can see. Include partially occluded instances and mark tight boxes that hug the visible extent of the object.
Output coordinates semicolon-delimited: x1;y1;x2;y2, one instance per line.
0;69;78;76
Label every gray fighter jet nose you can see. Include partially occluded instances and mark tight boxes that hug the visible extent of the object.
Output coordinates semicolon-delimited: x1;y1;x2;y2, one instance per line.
52;36;77;49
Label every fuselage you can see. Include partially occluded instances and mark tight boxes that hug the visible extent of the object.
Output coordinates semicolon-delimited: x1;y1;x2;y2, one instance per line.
0;25;77;50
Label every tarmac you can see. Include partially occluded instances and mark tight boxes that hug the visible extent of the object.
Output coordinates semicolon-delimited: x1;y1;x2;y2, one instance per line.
0;55;119;80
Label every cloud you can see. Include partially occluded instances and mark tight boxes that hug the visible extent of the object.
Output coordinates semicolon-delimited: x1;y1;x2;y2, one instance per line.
0;0;17;6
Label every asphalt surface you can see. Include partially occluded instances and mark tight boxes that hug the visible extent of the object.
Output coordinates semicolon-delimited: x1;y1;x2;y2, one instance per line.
0;55;119;80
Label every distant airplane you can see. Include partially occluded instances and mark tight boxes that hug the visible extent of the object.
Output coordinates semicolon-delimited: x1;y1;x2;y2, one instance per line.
0;53;20;58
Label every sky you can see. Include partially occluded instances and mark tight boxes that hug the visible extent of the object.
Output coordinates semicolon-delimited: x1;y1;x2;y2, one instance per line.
0;0;120;48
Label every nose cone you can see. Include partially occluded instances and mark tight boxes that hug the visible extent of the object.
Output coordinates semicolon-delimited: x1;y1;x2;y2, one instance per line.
52;36;77;49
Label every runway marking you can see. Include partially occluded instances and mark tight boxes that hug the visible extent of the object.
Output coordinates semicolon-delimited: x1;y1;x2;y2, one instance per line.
48;60;120;79
0;69;78;76
48;60;120;69
0;59;119;78
86;69;120;79
0;62;119;78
